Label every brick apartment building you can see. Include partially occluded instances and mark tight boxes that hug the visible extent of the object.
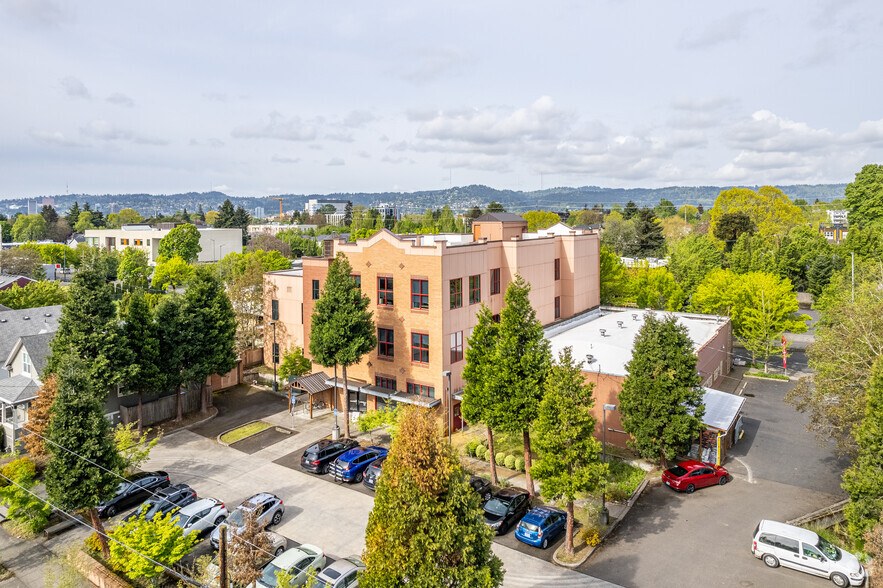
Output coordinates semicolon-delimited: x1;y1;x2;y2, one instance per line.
263;214;601;427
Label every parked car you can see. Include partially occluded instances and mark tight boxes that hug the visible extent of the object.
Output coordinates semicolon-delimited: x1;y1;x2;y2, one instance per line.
468;475;492;503
257;545;326;588
482;488;530;535
98;471;171;518
210;492;285;549
301;439;360;474
205;532;288;587
314;556;365;588
125;483;197;523
752;520;866;587
515;506;567;549
172;498;228;537
661;460;729;493
362;456;387;491
331;446;388;484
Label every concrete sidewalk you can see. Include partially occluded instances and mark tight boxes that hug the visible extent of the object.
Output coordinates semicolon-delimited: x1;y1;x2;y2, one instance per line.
0;522;90;588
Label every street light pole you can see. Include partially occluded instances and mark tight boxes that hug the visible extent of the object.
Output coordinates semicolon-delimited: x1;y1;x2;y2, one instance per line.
442;370;452;444
269;321;277;392
601;403;617;526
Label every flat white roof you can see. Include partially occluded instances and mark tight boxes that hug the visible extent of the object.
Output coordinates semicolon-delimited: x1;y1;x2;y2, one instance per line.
545;308;727;378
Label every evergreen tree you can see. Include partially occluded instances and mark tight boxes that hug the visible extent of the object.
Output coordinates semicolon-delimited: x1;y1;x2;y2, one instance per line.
618;313;705;466
627;208;665;258
40;204;59;225
462;305;503;485
343;201;353;226
532;347;608;554
155;295;187;420
65;201;81;228
179;267;237;413
485;201;505;213
623;200;639;220
45;352;125;558
309;253;376;437
361;407;504;588
843;358;883;539
490;275;552;496
120;291;163;431
46;269;129;390
214;199;236;228
197;203;206;222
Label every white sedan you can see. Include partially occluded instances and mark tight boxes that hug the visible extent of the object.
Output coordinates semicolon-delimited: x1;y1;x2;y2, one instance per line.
172;498;228;537
257;545;326;588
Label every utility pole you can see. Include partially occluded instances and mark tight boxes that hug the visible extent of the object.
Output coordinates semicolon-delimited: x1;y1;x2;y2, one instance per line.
218;523;228;588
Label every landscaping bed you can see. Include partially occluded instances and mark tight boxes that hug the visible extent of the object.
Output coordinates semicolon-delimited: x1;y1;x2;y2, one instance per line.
218;420;273;444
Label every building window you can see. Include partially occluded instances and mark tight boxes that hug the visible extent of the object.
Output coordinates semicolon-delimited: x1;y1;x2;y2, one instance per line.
407;382;435;398
411;332;429;364
312;279;320;300
492;314;500;323
411;279;429;310
375;376;397;390
450;331;464;363
378;277;394;306
490;268;501;295
121;238;129;245
469;275;481;304
22;351;31;376
134;239;143;246
272;343;280;364
554;258;561;280
271;299;279;320
378;328;395;358
450;278;462;309
554;296;561;319
351;274;361;288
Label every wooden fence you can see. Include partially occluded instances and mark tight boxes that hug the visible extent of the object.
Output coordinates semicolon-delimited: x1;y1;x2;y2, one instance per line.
241;347;264;367
120;387;201;427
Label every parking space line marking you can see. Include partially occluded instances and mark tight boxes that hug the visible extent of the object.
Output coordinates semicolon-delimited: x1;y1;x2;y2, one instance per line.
732;457;755;484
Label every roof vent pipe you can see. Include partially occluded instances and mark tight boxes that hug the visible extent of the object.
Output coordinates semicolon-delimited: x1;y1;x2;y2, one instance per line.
632;313;638;321
617;321;624;328
599;328;606;337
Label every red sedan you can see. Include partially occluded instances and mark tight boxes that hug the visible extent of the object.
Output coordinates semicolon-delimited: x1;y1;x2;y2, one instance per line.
661;460;729;493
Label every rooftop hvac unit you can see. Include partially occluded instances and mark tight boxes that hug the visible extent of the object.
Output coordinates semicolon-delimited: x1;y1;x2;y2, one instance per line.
617;321;624;328
599;328;606;337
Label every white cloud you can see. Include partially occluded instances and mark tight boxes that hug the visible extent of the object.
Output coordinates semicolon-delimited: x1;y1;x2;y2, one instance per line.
679;10;758;50
671;96;735;112
343;110;375;128
29;129;80;147
326;157;345;166
727;110;833;153
61;76;90;99
272;154;301;164
3;0;72;27
80;120;167;145
841;119;883;145
106;92;134;107
232;112;318;141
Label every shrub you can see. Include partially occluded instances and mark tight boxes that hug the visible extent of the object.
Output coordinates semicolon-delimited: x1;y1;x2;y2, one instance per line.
85;532;103;554
474;445;485;459
515;457;525;472
579;527;601;547
466;439;479;457
504;455;516;469
607;486;630;503
0;457;52;534
495;452;507;466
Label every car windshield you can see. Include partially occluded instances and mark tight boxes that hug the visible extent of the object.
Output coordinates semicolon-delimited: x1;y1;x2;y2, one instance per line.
484;499;509;516
145;501;171;517
667;466;688;477
260;563;284;585
817;536;841;561
521;522;540;532
227;509;246;526
172;514;188;528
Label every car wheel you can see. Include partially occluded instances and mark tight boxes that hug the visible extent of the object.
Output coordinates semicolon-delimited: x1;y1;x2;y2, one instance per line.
356;471;364;483
320;464;329;475
685;484;695;494
482;491;491;502
214;515;226;526
275;546;284;557
541;538;549;549
719;476;728;486
272;510;282;525
762;554;779;568
830;572;849;587
106;506;117;518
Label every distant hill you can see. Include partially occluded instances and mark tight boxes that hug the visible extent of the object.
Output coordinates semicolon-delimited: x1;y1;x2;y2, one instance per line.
0;183;847;217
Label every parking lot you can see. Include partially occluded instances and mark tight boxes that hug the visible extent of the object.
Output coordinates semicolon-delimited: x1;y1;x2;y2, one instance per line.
581;365;851;587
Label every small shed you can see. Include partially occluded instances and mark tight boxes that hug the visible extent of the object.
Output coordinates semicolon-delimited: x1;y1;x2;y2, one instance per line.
290;371;332;418
694;387;746;465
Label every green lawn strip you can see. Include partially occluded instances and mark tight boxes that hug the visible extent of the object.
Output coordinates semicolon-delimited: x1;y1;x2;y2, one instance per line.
220;421;274;444
747;370;790;380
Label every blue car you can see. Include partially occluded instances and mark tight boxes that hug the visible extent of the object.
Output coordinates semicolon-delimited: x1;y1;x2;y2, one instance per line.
330;446;388;483
515;506;567;549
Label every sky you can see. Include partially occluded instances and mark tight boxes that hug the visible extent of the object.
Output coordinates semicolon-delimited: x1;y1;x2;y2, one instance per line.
1;0;882;199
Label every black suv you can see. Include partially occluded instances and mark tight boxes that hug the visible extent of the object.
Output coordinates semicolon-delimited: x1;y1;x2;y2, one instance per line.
125;483;197;523
301;438;359;474
483;488;530;535
362;456;387;491
98;471;171;518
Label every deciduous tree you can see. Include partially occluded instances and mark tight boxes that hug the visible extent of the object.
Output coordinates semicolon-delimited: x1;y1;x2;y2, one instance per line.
361;407;504;588
0;457;53;534
532;347;607;555
12;214;47;241
151;255;193;290
118;247;151;290
618;313;705;467
844;164;883;227
0;280;67;310
0;247;43;277
309;253;376;437
278;347;311;381
668;234;723;296
630;266;686;311
108;510;199;579
158;223;202;263
522;210;561;232
710;186;803;240
113;423;161;475
229;509;273;587
22;374;57;461
599;247;630;305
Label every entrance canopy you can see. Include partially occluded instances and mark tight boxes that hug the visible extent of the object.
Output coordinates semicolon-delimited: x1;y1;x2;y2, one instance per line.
324;377;441;408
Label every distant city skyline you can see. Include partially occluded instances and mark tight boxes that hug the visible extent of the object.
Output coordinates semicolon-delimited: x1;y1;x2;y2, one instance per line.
1;1;881;199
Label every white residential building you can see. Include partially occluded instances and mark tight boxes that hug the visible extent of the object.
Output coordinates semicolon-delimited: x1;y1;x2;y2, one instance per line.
827;210;849;224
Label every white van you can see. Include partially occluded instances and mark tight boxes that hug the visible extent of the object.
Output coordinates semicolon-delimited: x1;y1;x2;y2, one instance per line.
751;520;866;587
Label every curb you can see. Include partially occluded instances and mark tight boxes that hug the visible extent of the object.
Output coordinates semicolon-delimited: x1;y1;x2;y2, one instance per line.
552;474;652;569
160;407;219;438
216;419;274;447
743;372;794;382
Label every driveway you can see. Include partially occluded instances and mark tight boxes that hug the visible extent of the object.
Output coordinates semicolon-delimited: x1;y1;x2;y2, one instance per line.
580;366;849;587
191;384;289;439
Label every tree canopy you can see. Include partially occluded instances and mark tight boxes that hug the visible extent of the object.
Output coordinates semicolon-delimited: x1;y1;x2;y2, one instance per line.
0;280;67;309
709;186;803;239
667;234;723;296
618;313;705;466
158;223;202;263
844;164;883;227
12;214;48;241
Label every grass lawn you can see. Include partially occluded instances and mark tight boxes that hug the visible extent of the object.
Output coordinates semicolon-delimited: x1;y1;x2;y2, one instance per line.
220;421;273;444
748;370;790;380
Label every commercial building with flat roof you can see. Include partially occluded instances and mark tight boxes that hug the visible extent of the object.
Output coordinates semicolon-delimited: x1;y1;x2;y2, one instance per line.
84;225;242;264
